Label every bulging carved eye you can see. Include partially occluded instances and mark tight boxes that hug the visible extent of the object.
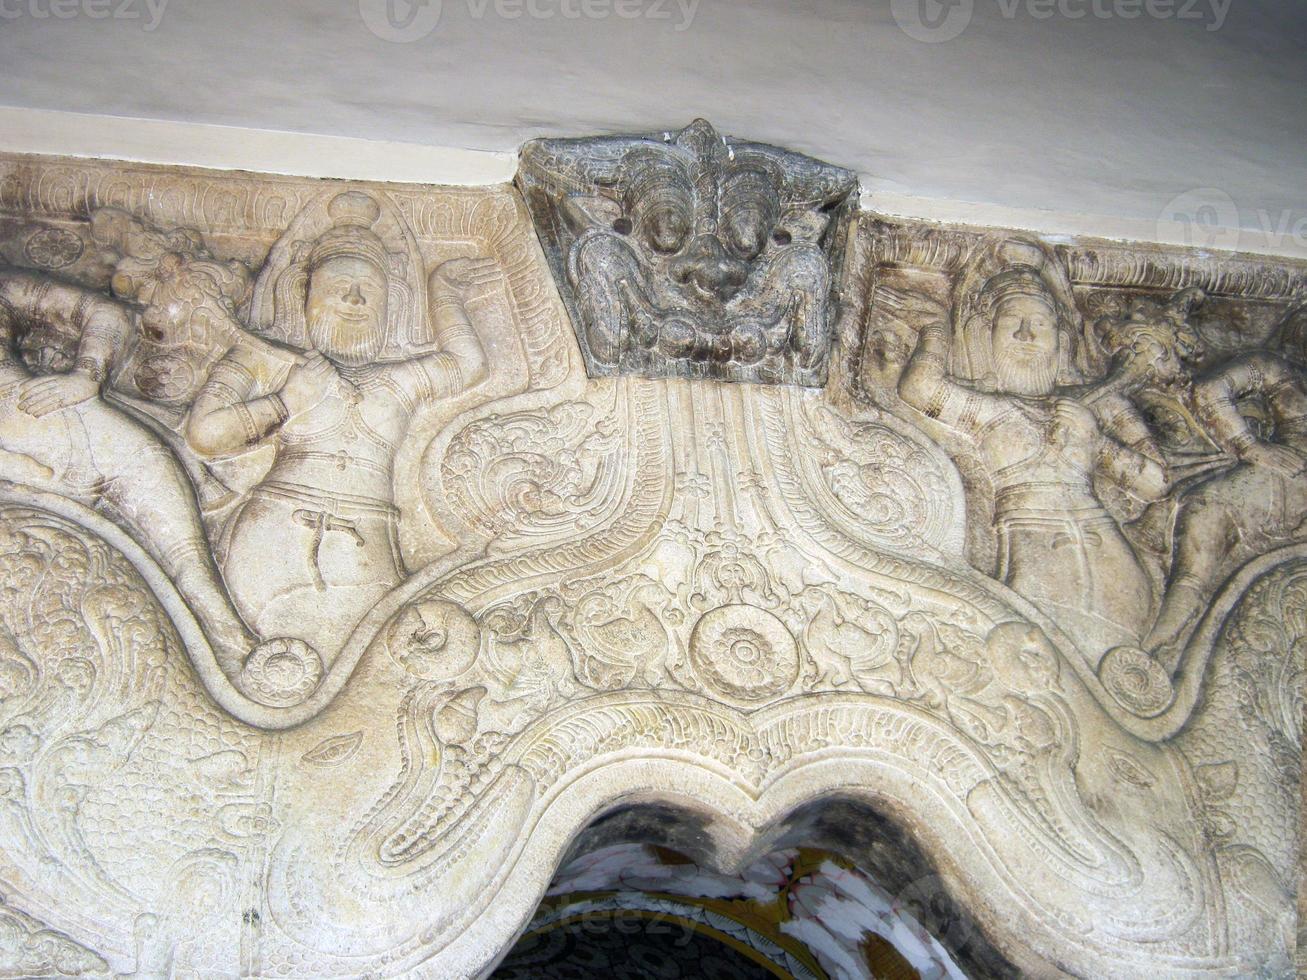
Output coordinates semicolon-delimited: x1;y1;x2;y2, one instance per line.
644;207;691;254
622;153;694;254
720;167;779;260
724;212;769;261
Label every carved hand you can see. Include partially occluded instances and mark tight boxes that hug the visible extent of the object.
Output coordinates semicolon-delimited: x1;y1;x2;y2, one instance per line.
429;257;499;300
16;373;100;418
1240;442;1307;478
280;352;339;416
1049;398;1096;447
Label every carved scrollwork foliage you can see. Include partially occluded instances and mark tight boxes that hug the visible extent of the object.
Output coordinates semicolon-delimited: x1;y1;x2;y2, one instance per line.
0;151;1298;979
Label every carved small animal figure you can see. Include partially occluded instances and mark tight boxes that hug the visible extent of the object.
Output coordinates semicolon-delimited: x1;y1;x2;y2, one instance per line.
801;589;898;692
573;584;670;688
901;616;988;710
485;599;578;708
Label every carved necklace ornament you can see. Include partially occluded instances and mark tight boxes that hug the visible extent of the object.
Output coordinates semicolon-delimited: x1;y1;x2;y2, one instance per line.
0;149;1300;980
518;119;858;386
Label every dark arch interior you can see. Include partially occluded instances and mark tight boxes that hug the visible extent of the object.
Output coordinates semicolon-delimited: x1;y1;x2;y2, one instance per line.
489;797;1018;979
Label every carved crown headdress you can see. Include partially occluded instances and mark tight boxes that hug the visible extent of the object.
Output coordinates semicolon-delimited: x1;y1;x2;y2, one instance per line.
306;193;390;273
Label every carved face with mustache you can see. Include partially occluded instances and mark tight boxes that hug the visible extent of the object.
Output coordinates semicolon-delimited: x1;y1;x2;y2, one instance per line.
304;254;389;367
990;292;1060;396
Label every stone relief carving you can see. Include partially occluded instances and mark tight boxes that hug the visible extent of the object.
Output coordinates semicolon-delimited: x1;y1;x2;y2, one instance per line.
188;190;497;668
840;218;1307;734
0;152;1297;978
894;236;1170;663
0;897;109;978
518;119;858;386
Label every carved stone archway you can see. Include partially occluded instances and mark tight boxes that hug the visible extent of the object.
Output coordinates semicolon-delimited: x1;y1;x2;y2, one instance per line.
0;133;1299;977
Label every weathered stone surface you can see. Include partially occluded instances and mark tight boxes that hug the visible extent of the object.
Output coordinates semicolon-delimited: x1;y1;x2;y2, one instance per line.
0;150;1299;978
517;119;858;387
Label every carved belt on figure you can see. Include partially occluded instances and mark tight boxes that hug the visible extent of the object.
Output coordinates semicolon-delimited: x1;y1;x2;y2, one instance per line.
991;495;1121;586
291;509;365;590
254;481;399;591
995;507;1117;551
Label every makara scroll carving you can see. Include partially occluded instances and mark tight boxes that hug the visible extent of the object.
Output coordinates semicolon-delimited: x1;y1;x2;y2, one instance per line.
0;149;1298;978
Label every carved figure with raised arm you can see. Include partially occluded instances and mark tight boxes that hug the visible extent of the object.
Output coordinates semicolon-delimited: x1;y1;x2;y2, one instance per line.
1144;323;1307;665
898;238;1168;662
186;191;495;657
0;266;258;669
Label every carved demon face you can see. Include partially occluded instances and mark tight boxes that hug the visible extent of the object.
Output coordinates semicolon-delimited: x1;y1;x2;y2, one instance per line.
620;148;772;306
519;120;857;385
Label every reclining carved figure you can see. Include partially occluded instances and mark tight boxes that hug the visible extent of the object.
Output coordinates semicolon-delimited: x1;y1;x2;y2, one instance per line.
1145;346;1307;664
0;266;259;674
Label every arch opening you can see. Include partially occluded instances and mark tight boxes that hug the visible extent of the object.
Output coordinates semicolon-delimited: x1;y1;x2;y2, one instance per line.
490;798;1018;979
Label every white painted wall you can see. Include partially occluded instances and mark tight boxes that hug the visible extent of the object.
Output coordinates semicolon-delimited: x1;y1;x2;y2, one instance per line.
1;0;1304;256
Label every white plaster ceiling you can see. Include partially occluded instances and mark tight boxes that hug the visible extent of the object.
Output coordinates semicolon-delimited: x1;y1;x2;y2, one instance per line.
1;0;1304;256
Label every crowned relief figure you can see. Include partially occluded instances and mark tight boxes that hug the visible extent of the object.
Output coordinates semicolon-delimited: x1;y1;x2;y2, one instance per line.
186;191;496;657
898;239;1169;663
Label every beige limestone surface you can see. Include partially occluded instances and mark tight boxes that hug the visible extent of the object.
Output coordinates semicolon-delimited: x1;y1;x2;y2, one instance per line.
0;145;1299;977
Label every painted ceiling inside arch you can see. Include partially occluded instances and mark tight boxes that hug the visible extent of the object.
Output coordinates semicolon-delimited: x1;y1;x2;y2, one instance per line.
490;843;965;979
0;118;1299;978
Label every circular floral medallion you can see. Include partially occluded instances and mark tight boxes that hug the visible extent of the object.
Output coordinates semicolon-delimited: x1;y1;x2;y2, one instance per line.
241;638;324;707
688;604;799;703
24;227;84;270
1098;645;1174;717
